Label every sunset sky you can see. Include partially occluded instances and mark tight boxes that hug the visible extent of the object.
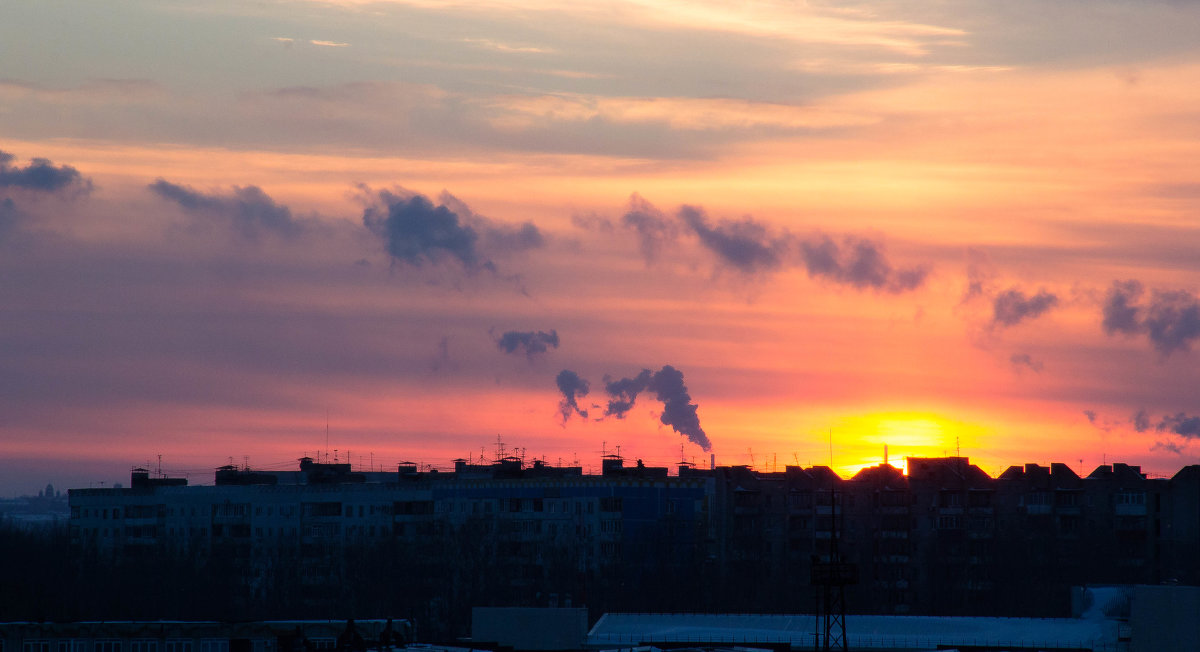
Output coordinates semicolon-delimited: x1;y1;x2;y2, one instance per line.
3;0;1200;495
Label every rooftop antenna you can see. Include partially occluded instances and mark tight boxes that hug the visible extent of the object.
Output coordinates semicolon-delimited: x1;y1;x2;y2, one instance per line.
956;435;961;457
157;454;163;478
748;448;755;469
884;444;889;467
325;409;330;463
829;428;834;468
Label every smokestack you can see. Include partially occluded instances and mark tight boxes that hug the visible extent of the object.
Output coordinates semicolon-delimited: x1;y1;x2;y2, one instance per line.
710;453;715;470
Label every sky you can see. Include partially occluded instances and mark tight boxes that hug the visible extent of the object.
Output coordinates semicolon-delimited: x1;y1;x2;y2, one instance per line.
3;0;1200;495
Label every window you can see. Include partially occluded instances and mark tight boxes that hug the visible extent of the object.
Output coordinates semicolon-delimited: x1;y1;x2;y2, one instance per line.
94;641;122;652
24;640;51;652
937;515;962;530
1115;491;1146;505
130;641;158;652
1055;492;1079;507
166;640;192;652
213;503;248;518
199;641;228;652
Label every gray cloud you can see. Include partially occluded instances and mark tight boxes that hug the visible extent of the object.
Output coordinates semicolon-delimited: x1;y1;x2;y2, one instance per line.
149;179;301;240
0;150;92;196
437;191;545;256
1144;290;1200;358
1083;409;1098;424
1158;412;1200;438
961;248;994;303
991;288;1058;328
1101;279;1200;357
363;189;547;273
555;369;590;423
1132;409;1151;433
648;365;711;451
496;329;559;358
799;234;928;292
602;365;711;451
363;190;486;270
607;196;928;291
621;193;678;263
1102;279;1144;335
604;369;653;419
1009;353;1043;373
679;205;786;274
1152;440;1185;455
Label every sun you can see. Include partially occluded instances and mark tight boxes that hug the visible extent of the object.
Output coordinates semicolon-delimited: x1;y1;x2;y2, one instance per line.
830;411;985;477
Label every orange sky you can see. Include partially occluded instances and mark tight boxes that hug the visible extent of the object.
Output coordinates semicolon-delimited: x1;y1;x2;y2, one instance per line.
2;1;1200;493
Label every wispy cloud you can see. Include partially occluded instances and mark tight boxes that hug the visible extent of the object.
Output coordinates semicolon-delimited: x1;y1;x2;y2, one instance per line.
462;37;551;54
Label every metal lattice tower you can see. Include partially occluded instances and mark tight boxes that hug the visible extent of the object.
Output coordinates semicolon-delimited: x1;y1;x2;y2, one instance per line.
812;486;855;651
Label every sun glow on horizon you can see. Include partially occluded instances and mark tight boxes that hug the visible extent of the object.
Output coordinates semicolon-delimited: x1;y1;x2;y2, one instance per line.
830;411;988;478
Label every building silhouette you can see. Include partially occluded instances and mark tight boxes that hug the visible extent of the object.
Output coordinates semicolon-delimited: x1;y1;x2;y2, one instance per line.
68;454;1200;618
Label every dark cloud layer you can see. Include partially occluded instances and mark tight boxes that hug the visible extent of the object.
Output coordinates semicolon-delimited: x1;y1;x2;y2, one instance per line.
497;329;559;357
149;179;301;240
602;365;712;451
555;369;590;423
0;150;92;196
0;198;18;237
991;288;1059;328
1102;279;1200;357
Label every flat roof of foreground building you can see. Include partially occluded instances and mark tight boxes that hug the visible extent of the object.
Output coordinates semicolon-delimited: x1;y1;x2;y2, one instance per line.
587;613;1120;651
